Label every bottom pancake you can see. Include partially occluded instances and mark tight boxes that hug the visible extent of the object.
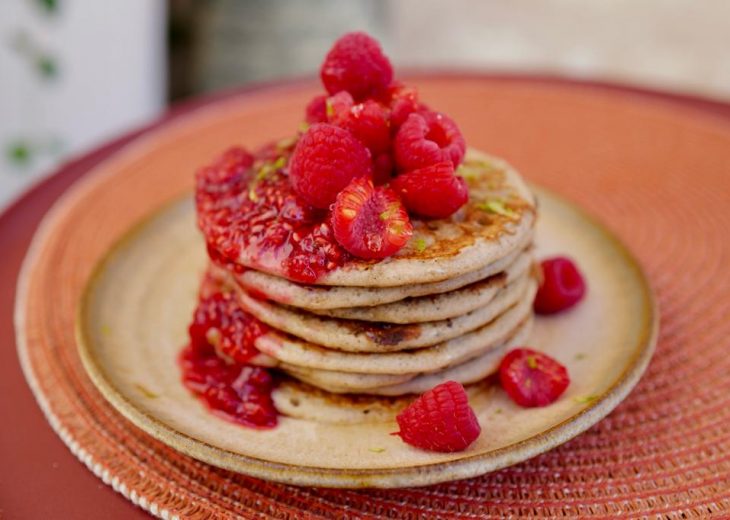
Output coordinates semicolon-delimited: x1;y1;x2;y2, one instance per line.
272;378;498;424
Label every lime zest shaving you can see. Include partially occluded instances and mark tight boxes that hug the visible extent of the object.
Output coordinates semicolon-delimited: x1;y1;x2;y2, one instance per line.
526;356;538;369
135;383;159;399
574;353;587;361
276;136;297;151
477;198;518;219
368;447;386;453
413;237;428;253
325;99;334;118
574;395;598;404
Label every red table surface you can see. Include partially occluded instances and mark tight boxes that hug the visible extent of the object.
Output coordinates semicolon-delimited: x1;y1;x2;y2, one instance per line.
2;74;730;519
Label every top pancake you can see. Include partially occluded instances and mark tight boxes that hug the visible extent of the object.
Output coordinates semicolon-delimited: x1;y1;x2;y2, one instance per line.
222;150;536;287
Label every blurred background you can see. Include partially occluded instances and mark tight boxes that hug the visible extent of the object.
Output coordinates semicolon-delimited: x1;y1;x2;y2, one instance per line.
2;0;729;210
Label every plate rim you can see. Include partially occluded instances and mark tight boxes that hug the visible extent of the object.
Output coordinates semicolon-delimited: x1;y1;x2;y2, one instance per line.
73;185;659;489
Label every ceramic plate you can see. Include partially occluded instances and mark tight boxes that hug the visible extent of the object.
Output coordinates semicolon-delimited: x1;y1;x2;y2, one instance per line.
76;186;657;488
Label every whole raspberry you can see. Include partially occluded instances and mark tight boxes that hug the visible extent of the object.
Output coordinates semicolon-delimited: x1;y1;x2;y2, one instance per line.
288;123;373;209
534;257;587;314
320;31;393;101
332;177;412;259
394;381;481;452
394;112;466;171
385;82;423;129
391;161;469;219
499;348;570;407
196;147;254;194
373;152;394;185
188;292;269;364
305;94;328;124
328;93;391;155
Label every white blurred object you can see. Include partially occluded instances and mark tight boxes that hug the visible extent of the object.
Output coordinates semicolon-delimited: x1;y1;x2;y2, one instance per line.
389;0;730;100
0;0;166;210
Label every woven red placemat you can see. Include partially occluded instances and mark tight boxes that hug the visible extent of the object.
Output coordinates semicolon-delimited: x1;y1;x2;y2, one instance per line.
7;75;730;518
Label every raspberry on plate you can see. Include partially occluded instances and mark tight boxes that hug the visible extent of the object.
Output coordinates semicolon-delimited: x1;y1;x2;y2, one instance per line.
305;94;328;124
499;348;570;407
320;31;394;101
394;381;481;452
534;257;587;314
390;161;469;219
288;123;373;209
332;177;412;259
394;112;466;171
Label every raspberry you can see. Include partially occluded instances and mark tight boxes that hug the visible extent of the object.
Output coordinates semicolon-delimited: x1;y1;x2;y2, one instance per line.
196;147;254;194
332;177;412;259
327;93;391;155
188;292;269;364
391;161;469;219
288;123;373;209
373;152;394;185
305;94;328;124
534;257;587;314
394;112;466;171
394;381;481;452
386;82;422;129
499;348;570;407
320;31;393;101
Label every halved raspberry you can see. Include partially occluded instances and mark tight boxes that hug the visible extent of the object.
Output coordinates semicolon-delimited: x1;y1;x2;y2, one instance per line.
328;93;391;155
320;32;393;101
305;94;328;124
288;123;373;209
390;161;469;219
499;348;570;407
188;292;269;364
534;257;586;314
394;381;481;452
332;177;412;259
394;112;466;171
196;147;254;194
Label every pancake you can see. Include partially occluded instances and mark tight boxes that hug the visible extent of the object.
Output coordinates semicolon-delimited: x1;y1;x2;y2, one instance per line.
272;380;491;424
313;251;533;323
212;151;536;287
236;273;532;352
228;239;532;311
280;316;532;394
253;280;536;374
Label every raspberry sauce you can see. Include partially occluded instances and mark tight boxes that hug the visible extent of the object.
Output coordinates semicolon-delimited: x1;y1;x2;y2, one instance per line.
196;144;351;284
178;344;277;429
179;288;277;429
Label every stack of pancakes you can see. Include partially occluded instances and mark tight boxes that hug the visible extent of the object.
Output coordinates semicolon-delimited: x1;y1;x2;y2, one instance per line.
210;151;538;419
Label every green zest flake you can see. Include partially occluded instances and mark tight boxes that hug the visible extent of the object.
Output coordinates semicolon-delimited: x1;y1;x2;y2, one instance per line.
325;100;335;118
298;122;310;133
100;324;112;337
494;408;503;415
413;237;428;253
574;395;598;404
276;136;297;150
273;156;287;170
135;383;159;399
526;356;538;369
368;447;386;453
248;187;259;202
477;199;517;219
574;353;587;361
